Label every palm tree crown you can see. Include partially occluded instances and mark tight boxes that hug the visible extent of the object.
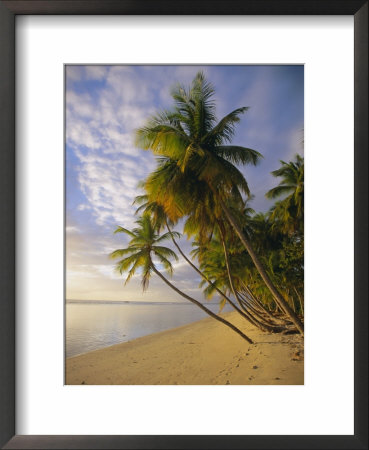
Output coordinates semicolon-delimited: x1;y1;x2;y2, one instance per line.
266;154;304;233
110;215;180;291
135;71;262;222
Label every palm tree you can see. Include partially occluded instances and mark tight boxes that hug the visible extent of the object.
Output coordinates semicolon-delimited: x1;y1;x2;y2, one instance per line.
193;227;287;332
135;72;304;335
110;214;254;344
266;154;304;234
133;195;275;332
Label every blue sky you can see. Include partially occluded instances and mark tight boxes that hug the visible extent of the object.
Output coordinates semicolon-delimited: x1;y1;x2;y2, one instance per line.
66;65;303;302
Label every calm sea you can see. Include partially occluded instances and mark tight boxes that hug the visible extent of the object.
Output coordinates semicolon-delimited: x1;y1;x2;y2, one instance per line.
66;301;231;358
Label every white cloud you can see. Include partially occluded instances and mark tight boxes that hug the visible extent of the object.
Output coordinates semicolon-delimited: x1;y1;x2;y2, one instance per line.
65;64;210;301
66;66;159;228
66;225;80;234
67;119;102;149
66;65;84;82
66;90;95;119
66;65;303;301
85;65;109;81
77;204;91;211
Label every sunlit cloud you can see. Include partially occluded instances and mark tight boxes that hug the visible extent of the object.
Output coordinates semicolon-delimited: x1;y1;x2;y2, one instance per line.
66;65;303;301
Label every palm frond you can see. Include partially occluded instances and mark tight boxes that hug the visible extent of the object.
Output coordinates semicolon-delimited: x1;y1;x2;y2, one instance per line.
124;257;143;285
132;194;148;206
140;260;152;291
265;185;295;199
155;252;175;276
114;226;136;238
156;230;181;243
203;107;249;146
153;245;178;261
218;297;227;313
109;247;139;259
214;145;262;166
114;251;144;275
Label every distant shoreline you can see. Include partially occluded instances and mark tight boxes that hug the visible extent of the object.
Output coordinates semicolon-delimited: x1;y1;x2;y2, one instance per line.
66;311;304;385
66;299;213;306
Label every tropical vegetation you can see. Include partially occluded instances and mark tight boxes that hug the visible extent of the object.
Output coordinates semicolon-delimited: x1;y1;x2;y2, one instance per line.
111;72;304;342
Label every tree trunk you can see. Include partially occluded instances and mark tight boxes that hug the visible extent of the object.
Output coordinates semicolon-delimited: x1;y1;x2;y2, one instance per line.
242;282;278;319
151;266;254;344
218;198;304;335
165;220;262;328
290;296;296;313
241;289;291;326
238;291;282;327
218;224;283;333
241;288;271;315
294;286;304;315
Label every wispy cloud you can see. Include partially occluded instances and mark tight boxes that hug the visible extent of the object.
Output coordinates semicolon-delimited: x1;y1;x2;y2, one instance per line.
66;65;303;301
66;67;158;229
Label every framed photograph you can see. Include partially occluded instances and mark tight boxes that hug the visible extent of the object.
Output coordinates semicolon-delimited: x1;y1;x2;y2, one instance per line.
64;63;305;387
0;1;367;449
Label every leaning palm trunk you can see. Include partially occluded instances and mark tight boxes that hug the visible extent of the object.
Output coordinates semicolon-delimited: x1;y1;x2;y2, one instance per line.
218;226;284;333
151;266;254;344
239;288;263;312
165;220;265;329
238;292;282;327
218;198;304;335
241;282;269;311
241;284;290;325
242;283;280;320
237;294;283;332
294;286;304;315
242;291;275;320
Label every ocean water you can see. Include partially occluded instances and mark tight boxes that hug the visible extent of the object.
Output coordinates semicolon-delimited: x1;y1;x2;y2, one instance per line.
66;301;231;358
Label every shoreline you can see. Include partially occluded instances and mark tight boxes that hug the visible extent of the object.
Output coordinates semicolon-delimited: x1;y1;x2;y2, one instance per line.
67;315;220;359
66;311;304;385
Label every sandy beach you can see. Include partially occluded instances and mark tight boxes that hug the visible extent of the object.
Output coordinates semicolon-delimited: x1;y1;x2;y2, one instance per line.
66;311;303;385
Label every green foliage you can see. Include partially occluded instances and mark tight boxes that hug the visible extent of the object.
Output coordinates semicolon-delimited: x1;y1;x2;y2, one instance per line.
110;214;178;291
135;71;262;225
122;72;304;319
266;154;304;234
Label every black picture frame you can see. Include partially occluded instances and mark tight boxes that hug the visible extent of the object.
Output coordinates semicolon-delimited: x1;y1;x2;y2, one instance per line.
0;1;367;449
